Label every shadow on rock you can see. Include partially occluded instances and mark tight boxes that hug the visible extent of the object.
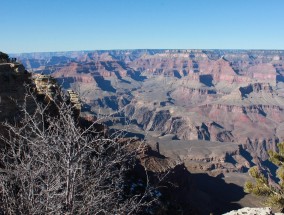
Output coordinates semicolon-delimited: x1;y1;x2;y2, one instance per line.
191;173;245;215
158;169;246;214
94;76;116;93
133;144;247;215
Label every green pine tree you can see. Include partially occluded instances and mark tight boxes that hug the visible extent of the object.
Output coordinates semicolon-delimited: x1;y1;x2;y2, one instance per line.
244;142;284;212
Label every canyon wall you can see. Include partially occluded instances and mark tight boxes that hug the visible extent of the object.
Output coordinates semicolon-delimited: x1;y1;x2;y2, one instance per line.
14;49;284;162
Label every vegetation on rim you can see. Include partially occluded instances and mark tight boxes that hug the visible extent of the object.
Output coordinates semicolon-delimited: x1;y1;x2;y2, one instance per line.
244;142;284;212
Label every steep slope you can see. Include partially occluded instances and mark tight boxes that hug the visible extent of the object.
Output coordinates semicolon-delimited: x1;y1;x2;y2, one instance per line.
0;62;31;122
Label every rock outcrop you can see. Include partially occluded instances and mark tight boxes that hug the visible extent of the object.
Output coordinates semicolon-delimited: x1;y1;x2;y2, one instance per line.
0;59;83;124
0;62;31;122
223;207;284;215
0;52;9;63
34;74;60;100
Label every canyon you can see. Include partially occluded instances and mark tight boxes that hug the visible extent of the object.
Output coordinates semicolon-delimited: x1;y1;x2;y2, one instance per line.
15;49;284;159
12;49;284;213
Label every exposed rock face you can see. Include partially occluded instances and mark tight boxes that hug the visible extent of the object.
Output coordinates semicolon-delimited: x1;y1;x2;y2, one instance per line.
0;52;9;63
34;74;60;100
0;63;31;122
145;138;253;175
67;89;81;112
0;61;83;124
13;49;284;162
223;207;284;215
135;142;248;215
33;74;82;119
239;83;273;97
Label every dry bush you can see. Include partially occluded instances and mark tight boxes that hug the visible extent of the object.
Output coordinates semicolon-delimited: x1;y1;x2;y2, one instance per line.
0;89;158;215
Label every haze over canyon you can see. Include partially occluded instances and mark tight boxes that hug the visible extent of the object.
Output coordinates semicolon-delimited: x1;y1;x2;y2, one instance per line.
10;49;284;212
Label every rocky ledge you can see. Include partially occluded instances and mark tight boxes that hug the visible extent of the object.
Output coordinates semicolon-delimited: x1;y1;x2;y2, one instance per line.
223;207;284;215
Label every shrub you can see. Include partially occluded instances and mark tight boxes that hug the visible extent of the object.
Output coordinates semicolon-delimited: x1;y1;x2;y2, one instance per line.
0;89;156;214
244;142;284;212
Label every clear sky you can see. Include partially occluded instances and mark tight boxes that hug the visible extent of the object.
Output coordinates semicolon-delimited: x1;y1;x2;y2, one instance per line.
1;0;284;53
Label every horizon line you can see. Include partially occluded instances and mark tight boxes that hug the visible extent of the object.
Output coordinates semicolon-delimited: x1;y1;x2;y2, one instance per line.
8;48;284;55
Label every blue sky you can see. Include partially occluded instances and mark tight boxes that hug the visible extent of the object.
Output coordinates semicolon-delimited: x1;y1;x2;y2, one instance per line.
1;0;284;53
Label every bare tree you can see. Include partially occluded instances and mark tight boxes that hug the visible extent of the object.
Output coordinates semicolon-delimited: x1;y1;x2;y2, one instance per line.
0;88;158;215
